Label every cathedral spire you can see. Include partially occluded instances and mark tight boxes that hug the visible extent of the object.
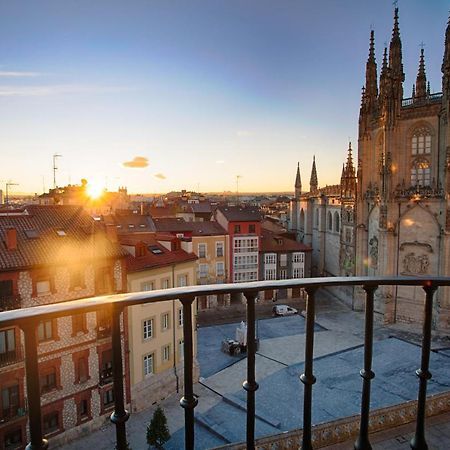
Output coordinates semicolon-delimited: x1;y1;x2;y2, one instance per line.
310;156;318;193
442;14;450;94
295;162;302;199
340;142;357;200
388;7;404;111
364;30;378;111
415;48;427;99
345;142;355;177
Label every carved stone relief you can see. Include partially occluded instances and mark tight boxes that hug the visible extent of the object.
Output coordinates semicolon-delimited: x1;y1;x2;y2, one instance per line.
369;236;378;269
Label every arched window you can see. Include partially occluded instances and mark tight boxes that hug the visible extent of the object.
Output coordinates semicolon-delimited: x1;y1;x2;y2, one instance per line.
334;212;340;232
411;157;431;187
300;209;305;231
328;212;333;231
411;127;431;155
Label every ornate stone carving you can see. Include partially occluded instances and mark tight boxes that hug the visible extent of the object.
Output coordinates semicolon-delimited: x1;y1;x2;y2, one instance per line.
402;252;430;275
369;236;378;269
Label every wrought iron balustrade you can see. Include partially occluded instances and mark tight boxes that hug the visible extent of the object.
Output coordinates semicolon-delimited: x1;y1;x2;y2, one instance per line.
0;294;21;312
0;276;449;450
0;345;24;368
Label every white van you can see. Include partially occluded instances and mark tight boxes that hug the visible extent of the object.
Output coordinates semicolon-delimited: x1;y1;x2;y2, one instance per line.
272;305;298;316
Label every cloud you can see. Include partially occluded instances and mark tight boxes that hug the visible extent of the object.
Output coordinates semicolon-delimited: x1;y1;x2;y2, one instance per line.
122;156;149;168
0;71;42;77
216;160;225;164
154;173;166;180
0;84;131;97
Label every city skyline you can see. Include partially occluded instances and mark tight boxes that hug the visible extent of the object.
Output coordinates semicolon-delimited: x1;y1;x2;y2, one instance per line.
0;0;448;195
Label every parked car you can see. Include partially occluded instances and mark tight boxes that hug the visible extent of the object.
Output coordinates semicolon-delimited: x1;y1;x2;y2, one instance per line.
272;304;298;316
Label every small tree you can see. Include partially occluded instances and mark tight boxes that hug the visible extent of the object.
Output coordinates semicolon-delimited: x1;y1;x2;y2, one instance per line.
147;405;170;448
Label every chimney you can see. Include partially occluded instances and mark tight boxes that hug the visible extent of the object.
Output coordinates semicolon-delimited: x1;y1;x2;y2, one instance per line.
105;224;118;243
5;227;17;250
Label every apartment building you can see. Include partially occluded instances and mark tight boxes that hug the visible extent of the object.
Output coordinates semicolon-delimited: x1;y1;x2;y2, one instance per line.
214;206;262;286
118;233;198;412
0;205;128;448
259;228;312;302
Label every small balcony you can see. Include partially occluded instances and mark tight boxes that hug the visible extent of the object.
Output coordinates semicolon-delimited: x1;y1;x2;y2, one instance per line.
0;276;449;450
0;295;21;312
0;345;24;368
96;325;112;340
0;403;27;424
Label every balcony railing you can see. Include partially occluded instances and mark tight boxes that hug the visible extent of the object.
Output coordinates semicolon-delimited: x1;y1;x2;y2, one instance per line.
0;403;27;424
0;345;24;368
0;276;449;450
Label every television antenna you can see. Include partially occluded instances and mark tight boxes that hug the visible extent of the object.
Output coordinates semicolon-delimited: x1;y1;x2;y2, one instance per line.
53;153;62;188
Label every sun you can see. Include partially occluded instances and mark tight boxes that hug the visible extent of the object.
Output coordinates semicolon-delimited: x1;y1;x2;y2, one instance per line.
86;180;105;199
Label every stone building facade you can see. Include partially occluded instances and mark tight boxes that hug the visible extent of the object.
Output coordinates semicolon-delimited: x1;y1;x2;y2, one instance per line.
356;8;450;328
0;205;128;449
290;8;450;329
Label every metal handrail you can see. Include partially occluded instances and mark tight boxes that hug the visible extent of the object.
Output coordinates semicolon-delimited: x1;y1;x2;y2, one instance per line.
1;275;449;450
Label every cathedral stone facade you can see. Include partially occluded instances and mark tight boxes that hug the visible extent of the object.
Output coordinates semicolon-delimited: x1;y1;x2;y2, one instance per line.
290;8;450;330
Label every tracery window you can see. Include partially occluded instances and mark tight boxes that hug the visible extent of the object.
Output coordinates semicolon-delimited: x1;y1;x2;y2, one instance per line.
411;157;431;187
411;128;431;155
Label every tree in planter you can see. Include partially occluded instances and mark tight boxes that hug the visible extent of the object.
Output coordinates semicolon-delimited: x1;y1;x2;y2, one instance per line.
147;405;171;448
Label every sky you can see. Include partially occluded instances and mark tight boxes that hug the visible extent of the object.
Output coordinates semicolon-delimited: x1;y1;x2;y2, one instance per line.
0;0;448;195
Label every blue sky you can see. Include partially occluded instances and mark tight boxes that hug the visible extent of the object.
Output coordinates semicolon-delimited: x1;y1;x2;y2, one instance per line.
0;0;448;195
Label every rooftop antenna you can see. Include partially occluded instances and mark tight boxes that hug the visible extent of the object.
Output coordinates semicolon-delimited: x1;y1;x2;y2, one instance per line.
53;153;62;189
236;175;242;204
5;181;19;206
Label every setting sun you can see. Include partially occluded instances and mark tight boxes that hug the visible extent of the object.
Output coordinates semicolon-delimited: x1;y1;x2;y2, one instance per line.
86;180;105;199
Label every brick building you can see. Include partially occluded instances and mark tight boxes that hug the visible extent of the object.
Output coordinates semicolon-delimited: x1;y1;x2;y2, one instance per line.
0;205;128;448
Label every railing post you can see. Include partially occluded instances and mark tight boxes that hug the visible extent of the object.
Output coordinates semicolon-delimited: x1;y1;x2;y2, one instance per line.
243;290;259;450
110;305;130;450
21;321;48;450
300;287;317;450
410;283;437;450
354;285;377;450
180;296;198;450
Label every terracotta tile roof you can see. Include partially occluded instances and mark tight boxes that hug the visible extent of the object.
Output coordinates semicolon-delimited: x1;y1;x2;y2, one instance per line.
153;217;192;233
122;234;197;272
189;222;227;236
0;205;128;270
190;202;213;214
109;214;156;233
148;206;177;218
260;229;312;253
217;206;262;222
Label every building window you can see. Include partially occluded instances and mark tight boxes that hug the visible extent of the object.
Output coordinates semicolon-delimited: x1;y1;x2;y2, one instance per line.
0;280;13;298
177;275;188;287
178;308;183;327
0;329;16;359
162;345;170;362
249;224;256;233
143;353;154;376
36;280;51;296
141;281;154;291
216;262;225;277
315;209;319;227
264;253;276;264
37;320;54;342
72;313;86;335
328;212;333;231
161;279;170;289
161;313;170;331
280;254;287;266
4;428;22;449
234;224;241;233
143;319;153;340
293;267;304;278
216;242;224;257
199;264;208;278
40;368;57;394
264;268;276;280
103;389;114;407
293;253;304;263
78;398;89;420
411;157;431;187
76;357;89;383
280;269;287;279
100;349;113;384
179;339;184;361
43;411;60;434
411;129;431;155
198;243;207;258
334;212;340;232
1;384;19;420
70;270;84;290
